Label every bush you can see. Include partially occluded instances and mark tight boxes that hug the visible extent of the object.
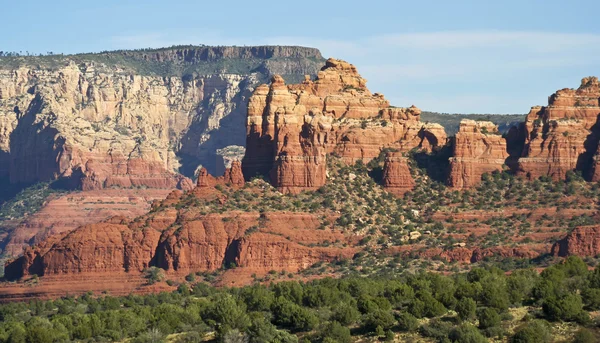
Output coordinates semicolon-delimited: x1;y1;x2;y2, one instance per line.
320;321;352;343
573;328;597;343
542;294;587;322
477;308;500;330
144;267;165;285
449;324;487;343
397;312;419;332
419;319;453;341
362;309;395;332
511;320;552;343
456;298;476;321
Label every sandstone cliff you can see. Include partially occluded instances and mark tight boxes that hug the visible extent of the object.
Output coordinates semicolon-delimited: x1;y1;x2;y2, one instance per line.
381;151;415;195
447;120;508;188
242;58;447;193
551;226;600;257
0;46;324;191
517;77;600;180
4;168;353;280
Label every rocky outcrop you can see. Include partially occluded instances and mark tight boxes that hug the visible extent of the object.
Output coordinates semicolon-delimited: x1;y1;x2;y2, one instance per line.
1;189;172;257
242;58;447;193
517;77;600;180
447;120;508;188
381;152;415;195
4;182;351;280
196;161;245;188
0;46;324;190
551;226;600;257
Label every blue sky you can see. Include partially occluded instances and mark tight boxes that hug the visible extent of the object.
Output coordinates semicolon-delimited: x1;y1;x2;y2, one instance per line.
1;0;599;113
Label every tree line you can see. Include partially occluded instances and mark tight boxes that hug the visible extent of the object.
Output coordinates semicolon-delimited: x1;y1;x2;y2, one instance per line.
0;256;599;342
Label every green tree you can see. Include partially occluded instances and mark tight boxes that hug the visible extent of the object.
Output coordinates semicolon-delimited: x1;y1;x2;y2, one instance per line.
5;322;26;343
542;293;587;322
573;328;597;343
397;312;419;332
362;309;395;332
320;321;352;343
449;324;488;343
208;294;251;333
511;320;552;343
456;298;477;321
477;308;500;330
331;302;360;326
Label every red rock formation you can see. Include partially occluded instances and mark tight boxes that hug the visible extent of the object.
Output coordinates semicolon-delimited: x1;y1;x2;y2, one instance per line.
448;120;509;188
518;77;600;180
5;218;162;278
76;149;194;191
551;226;600;257
4;197;350;280
242;58;447;193
381;152;415;195
2;189;172;257
221;161;245;187
196;161;245;189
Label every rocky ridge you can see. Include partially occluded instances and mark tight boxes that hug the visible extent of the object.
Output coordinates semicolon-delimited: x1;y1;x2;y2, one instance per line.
242;58;447;193
0;46;324;191
4;165;354;281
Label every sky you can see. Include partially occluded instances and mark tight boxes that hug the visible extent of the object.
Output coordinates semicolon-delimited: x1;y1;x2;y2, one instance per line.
1;0;599;113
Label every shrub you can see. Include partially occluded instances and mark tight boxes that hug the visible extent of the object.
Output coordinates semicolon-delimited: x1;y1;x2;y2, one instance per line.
449;324;487;343
542;293;587;322
511;320;552;343
362;309;395;332
397;312;419;332
143;267;165;285
573;328;597;343
478;308;500;330
456;298;477;321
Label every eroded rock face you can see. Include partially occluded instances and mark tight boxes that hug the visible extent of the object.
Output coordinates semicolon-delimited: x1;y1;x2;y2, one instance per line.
551;226;600;257
517;77;600;180
196;161;245;189
1;189;172;257
381;152;415;195
4;183;351;280
0;46;324;189
447;120;508;188
242;58;447;193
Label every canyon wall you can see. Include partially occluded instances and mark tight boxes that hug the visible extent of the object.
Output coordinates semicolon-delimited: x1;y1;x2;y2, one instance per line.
0;46;324;190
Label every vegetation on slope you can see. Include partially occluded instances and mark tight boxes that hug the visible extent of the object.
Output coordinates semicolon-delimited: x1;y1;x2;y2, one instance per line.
0;45;324;81
421;112;525;135
1;257;600;342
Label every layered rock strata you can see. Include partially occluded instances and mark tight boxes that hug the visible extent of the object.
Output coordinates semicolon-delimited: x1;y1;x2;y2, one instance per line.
242;58;447;193
381;152;415;195
447;120;508;188
551;226;600;257
4;165;352;280
518;77;600;180
0;46;324;189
